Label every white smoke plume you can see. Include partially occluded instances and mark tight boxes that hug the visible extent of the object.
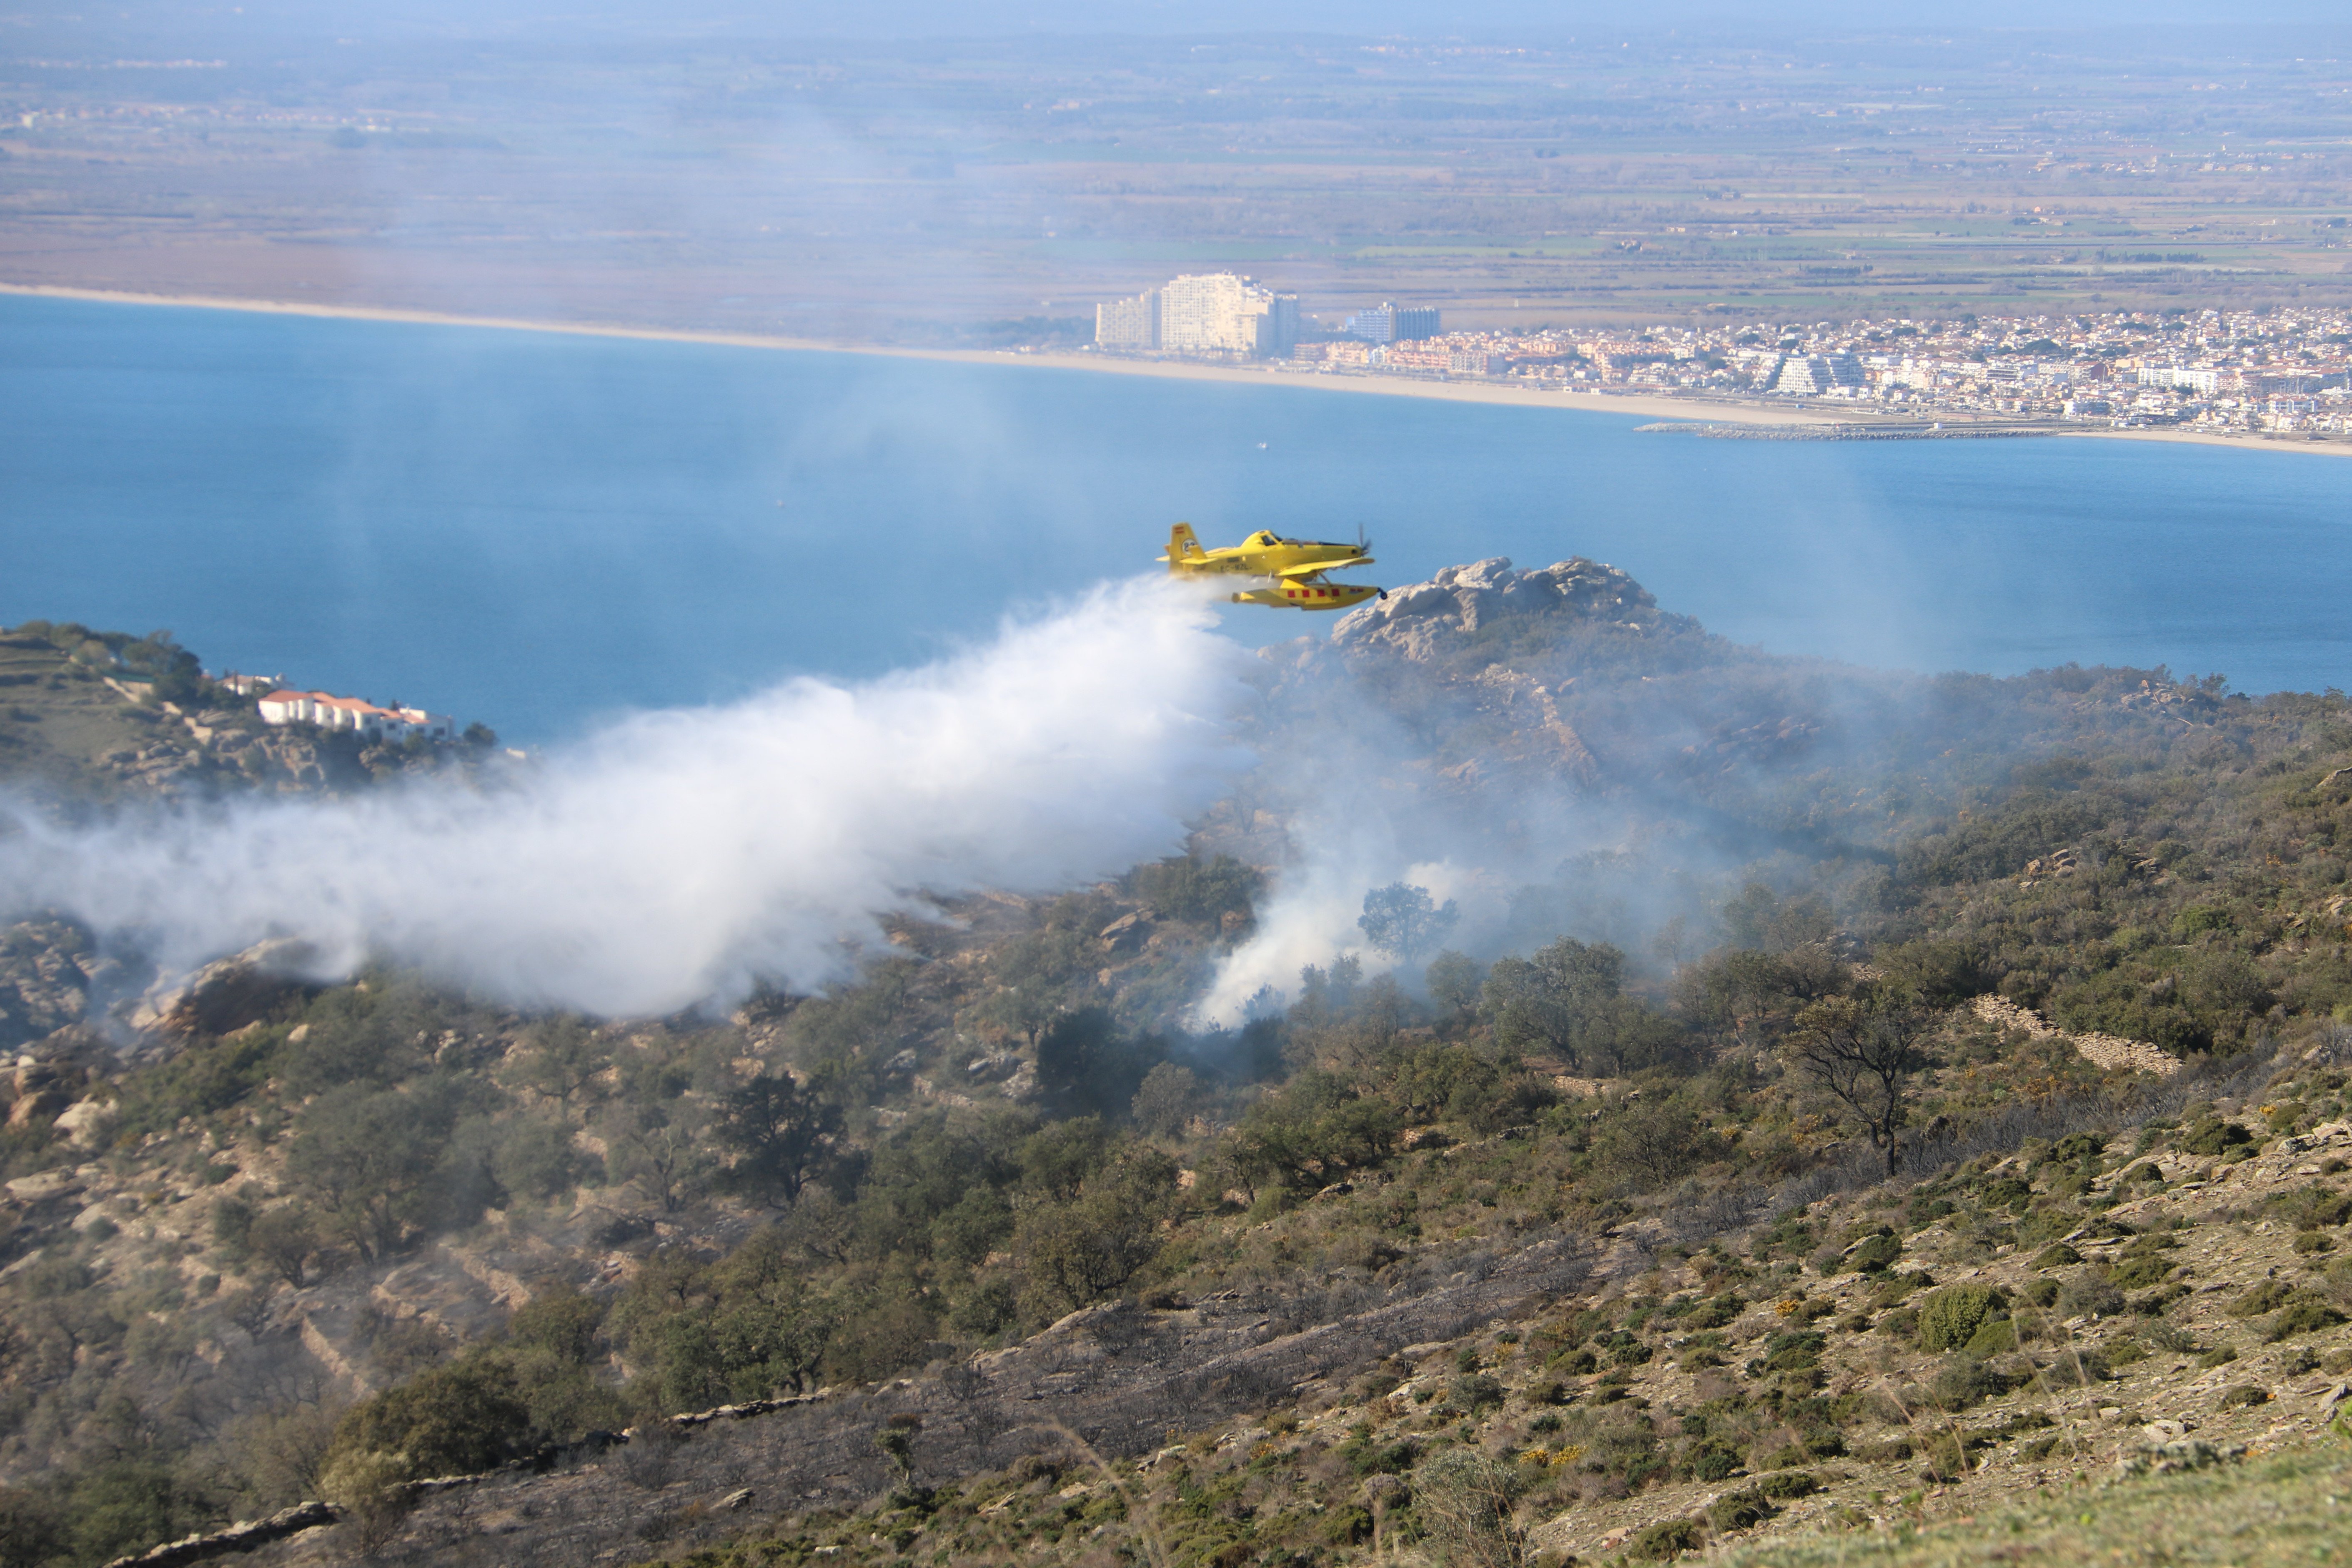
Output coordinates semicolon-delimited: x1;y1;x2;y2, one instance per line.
0;579;1252;1016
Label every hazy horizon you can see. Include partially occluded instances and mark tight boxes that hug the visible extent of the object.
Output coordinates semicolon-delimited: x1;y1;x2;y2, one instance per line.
28;0;2352;46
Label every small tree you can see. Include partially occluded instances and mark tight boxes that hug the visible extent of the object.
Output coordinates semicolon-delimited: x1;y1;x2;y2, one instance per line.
1129;1061;1201;1139
715;1073;842;1207
508;1018;610;1124
1783;995;1936;1177
609;1101;712;1214
1358;882;1459;963
1425;949;1485;1023
247;1205;322;1288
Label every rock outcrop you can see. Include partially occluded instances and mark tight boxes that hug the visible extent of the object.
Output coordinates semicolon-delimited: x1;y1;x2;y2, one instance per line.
1331;556;1690;664
127;939;318;1042
101;1502;340;1568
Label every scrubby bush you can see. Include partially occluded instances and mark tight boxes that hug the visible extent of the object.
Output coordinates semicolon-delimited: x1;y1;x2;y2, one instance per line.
2264;1297;2347;1341
1678;1439;1742;1481
1843;1231;1903;1274
2040;1349;2112;1386
2107;1250;2177;1290
1410;1448;1525;1567
2182;1119;2255;1157
1964;1317;2019;1355
1926;1355;2008;1411
1625;1517;1704;1560
1707;1488;1771;1532
2059;1272;2127;1319
1131;852;1262;924
1918;1285;2004;1351
2230;1279;2297;1318
1449;1373;1506;1412
323;1359;534;1484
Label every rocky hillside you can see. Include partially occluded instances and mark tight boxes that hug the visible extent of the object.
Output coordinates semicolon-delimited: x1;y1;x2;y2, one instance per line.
7;567;2352;1567
0;620;511;1051
123;1033;2352;1568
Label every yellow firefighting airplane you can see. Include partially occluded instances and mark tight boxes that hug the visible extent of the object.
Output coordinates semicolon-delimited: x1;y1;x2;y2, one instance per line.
1158;523;1386;611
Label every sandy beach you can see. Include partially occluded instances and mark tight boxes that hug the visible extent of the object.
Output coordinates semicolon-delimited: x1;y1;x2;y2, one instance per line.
8;282;2347;457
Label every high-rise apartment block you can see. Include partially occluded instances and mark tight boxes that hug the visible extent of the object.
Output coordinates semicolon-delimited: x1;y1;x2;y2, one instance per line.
1095;289;1161;351
1343;303;1440;343
1769;353;1866;396
1096;272;1297;356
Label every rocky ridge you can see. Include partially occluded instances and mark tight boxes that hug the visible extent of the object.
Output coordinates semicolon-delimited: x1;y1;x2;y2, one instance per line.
1330;557;1688;664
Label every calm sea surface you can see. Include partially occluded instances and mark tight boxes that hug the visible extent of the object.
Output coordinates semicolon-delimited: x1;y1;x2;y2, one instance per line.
7;293;2352;740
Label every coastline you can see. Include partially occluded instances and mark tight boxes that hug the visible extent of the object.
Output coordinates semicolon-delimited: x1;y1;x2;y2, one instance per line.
7;282;2348;456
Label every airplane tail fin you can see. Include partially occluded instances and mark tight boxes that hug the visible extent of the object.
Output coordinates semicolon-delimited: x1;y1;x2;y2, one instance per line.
1165;522;1206;567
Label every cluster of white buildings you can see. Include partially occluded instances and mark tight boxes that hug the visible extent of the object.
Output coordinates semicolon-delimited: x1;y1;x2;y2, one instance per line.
1125;302;2352;434
1086;276;2352;433
245;681;457;744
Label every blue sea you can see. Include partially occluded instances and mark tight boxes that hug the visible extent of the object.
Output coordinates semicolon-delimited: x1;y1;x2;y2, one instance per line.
7;293;2352;741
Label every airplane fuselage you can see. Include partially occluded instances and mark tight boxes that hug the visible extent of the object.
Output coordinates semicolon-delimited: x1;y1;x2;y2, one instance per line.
1160;524;1383;611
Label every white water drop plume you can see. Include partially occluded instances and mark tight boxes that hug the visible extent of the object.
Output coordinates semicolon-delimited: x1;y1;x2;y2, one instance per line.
0;578;1252;1015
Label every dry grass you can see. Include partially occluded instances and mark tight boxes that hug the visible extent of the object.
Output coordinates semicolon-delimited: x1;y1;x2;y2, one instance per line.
1716;1443;2352;1568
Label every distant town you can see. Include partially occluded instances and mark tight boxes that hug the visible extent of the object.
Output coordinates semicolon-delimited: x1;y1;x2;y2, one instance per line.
1094;273;2352;436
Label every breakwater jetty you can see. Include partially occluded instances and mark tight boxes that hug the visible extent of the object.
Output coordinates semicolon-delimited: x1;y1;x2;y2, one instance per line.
1635;419;2062;441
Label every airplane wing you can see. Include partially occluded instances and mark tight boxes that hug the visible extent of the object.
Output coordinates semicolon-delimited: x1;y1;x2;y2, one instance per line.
1270;558;1373;580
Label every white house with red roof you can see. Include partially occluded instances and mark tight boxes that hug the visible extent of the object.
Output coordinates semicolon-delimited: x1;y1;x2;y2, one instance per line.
257;689;456;743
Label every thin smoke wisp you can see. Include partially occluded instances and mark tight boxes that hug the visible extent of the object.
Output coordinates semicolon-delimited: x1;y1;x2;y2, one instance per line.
0;579;1251;1015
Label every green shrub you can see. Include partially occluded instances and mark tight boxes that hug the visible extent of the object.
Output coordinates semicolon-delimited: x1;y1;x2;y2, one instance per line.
2230;1280;2297;1318
1625;1517;1704;1561
1679;1440;1743;1482
1128;852;1262;924
2270;1184;2352;1230
2048;1132;2107;1166
1844;1232;1903;1274
1918;1284;2004;1351
1979;1177;2034;1210
2108;1251;2176;1290
2172;905;2234;941
1707;1488;1771;1532
1761;1330;1826;1371
2031;1242;2083;1269
325;1358;534;1483
2182;1119;2254;1157
2022;1277;2061;1308
2217;1385;2269;1409
1449;1373;1506;1411
1681;1292;1746;1329
1964;1317;2019;1356
2040;1349;2112;1386
1759;1470;1820;1500
2264;1298;2347;1341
